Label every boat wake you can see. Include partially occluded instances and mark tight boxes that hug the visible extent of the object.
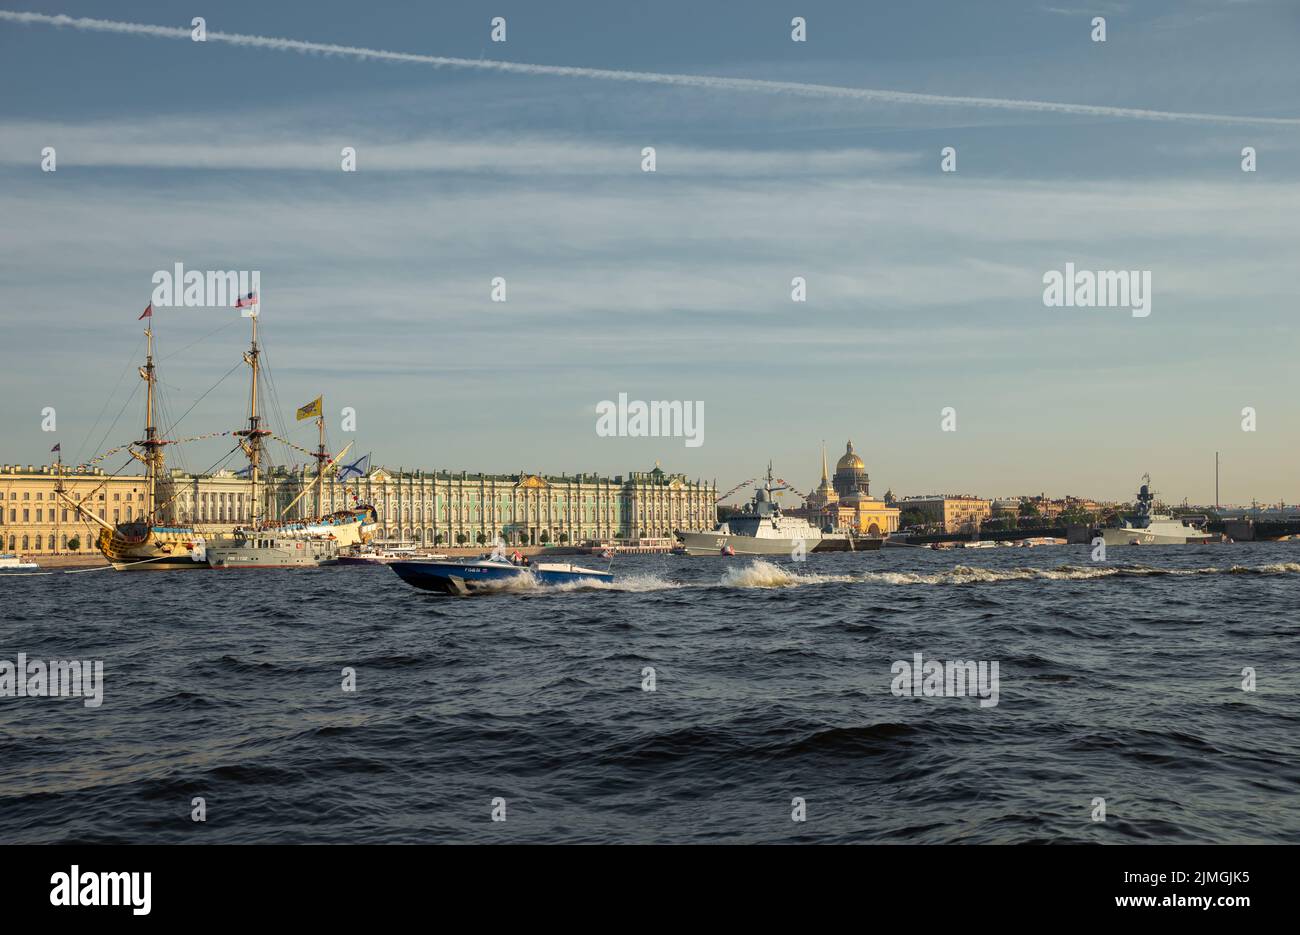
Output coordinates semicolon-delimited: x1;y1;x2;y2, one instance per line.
717;559;1300;589
719;560;858;589
464;571;679;595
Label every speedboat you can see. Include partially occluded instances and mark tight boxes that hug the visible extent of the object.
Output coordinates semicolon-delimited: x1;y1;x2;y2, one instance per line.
389;556;614;595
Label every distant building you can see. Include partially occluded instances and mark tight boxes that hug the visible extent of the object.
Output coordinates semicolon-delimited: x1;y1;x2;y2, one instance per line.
798;441;900;535
0;461;716;554
899;494;991;533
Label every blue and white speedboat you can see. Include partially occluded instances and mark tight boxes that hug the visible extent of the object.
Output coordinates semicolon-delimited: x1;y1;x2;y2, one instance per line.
389;556;614;595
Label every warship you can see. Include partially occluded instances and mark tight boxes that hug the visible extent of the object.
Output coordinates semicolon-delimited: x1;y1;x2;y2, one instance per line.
674;464;858;556
1101;475;1216;546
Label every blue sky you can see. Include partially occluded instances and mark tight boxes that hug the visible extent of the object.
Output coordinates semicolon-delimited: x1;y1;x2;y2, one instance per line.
1;0;1297;504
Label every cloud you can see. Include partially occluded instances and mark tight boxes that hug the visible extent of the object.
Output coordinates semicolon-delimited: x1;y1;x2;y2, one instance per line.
4;10;1299;126
0;119;916;176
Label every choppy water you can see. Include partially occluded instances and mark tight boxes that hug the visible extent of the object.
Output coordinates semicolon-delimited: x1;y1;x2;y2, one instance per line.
2;542;1298;843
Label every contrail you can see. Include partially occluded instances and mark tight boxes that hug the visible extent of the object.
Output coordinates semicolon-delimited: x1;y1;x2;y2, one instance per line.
4;10;1298;127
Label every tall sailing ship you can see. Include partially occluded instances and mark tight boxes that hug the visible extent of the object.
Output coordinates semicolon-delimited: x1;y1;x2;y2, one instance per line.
204;308;377;569
56;307;206;570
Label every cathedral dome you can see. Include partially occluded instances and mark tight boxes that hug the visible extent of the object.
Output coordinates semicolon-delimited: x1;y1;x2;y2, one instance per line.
836;441;864;472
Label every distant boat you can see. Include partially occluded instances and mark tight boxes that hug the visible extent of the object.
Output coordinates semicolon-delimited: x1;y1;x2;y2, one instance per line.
0;553;40;573
675;463;850;556
337;546;448;565
205;532;339;569
389;557;614;596
1101;475;1216;546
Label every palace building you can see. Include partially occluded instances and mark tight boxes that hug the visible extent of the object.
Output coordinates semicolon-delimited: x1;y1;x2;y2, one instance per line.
0;461;716;554
797;441;900;535
268;462;715;547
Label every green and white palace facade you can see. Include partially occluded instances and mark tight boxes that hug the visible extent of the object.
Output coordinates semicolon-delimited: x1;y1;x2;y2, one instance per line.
270;464;716;548
2;462;716;553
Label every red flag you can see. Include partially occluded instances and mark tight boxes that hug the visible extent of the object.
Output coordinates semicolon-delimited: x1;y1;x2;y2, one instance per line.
138;303;153;320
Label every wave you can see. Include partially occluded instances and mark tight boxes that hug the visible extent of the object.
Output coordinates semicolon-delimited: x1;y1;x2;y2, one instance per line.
717;560;1300;589
718;560;857;589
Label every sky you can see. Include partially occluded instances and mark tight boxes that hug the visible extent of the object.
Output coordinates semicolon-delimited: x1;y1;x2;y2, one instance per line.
0;0;1297;506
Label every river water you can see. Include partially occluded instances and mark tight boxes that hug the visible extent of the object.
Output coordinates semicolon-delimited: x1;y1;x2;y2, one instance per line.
2;541;1297;843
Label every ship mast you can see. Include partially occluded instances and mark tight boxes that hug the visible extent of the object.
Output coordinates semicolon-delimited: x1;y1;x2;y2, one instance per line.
135;322;165;522
313;404;327;520
234;312;271;527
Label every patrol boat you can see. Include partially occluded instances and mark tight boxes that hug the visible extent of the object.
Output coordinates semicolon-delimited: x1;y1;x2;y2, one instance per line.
1101;475;1216;546
674;464;854;556
205;532;339;569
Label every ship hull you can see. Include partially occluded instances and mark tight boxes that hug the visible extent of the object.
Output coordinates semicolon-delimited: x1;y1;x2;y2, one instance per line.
674;530;852;556
264;508;378;548
206;534;339;569
390;560;532;595
389;559;612;595
1100;527;1216;546
98;525;208;571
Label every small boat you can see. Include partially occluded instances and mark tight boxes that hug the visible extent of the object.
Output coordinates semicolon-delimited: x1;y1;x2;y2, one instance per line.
205;532;339;568
337;546;449;565
389;556;614;595
0;553;40;573
720;545;735;556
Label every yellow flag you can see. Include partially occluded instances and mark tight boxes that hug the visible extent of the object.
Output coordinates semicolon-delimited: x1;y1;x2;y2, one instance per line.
296;395;322;421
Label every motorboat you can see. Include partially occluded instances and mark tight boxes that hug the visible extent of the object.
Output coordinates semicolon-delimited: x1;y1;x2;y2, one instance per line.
389;556;614;595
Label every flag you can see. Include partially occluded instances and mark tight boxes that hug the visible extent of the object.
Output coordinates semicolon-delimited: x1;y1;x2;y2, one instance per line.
295;395;322;421
234;292;258;309
50;443;60;453
338;453;370;481
138;303;152;320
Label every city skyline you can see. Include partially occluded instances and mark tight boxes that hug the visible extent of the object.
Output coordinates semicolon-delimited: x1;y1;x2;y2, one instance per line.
2;1;1297;504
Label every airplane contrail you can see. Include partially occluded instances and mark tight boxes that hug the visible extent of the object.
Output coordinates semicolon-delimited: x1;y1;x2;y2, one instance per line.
3;9;1298;127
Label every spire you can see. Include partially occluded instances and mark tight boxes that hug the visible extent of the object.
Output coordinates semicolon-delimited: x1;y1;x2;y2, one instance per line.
820;441;829;482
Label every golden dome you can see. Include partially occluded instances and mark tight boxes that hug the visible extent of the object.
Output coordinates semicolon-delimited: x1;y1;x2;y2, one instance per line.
836;441;864;472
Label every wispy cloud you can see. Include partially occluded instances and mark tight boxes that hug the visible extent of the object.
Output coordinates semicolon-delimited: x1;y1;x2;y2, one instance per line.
0;119;917;176
3;10;1298;126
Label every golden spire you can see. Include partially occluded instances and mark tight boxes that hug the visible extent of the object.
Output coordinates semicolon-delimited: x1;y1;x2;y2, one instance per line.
820;441;829;483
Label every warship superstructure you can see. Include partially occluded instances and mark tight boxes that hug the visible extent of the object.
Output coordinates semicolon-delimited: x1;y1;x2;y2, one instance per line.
1101;475;1216;546
674;464;852;556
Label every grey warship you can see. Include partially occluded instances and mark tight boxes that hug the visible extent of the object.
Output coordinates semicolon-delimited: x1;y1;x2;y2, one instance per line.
1101;475;1216;546
674;465;858;556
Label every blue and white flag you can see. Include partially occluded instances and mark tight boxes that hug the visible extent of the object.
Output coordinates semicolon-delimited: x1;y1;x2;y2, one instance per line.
338;452;370;481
